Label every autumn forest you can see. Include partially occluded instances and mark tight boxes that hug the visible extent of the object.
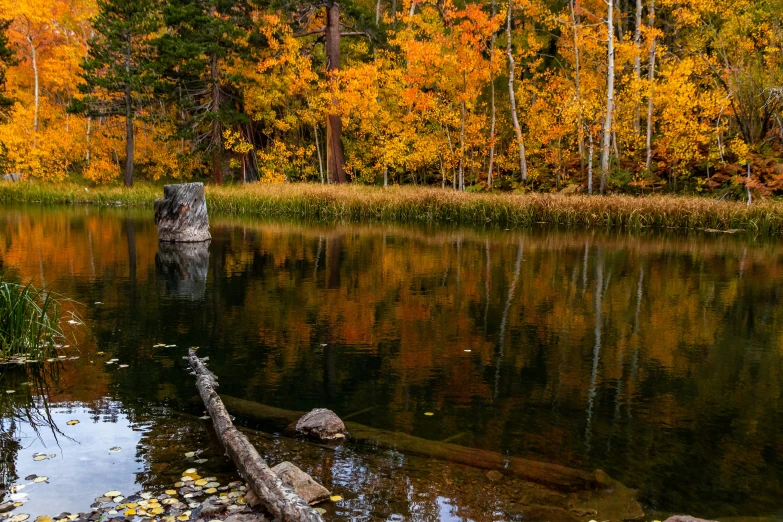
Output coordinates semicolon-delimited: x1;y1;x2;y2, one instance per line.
0;0;781;195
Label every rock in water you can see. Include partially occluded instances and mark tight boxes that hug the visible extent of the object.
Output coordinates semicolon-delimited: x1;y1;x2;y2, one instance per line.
154;183;211;242
295;408;348;440
271;462;331;505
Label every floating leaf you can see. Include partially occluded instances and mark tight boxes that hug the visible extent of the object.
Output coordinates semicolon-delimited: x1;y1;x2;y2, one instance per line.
109;447;121;452
33;477;47;483
5;390;15;394
96;352;104;355
112;497;123;503
124;510;136;517
204;488;217;494
104;490;121;497
11;485;25;492
330;495;343;502
150;508;164;515
125;503;138;509
10;515;30;522
314;508;327;515
118;364;128;369
165;490;176;495
424;412;434;416
184;452;195;458
464;349;472;352
66;420;79;426
140;492;152;499
176;516;189;521
32;455;45;462
194;479;208;486
35;517;52;522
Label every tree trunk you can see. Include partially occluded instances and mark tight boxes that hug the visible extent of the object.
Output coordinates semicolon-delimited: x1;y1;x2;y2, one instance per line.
588;126;594;194
633;0;642;134
487;0;497;189
459;100;466;191
507;0;528;184
600;0;615;194
210;51;223;184
187;351;324;522
86;116;92;163
376;0;382;24
644;0;656;170
314;122;324;183
27;36;38;149
569;0;585;176
326;1;347;183
124;36;134;187
219;396;612;493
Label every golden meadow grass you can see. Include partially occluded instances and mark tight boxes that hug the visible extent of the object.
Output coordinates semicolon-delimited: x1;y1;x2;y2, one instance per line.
1;181;781;234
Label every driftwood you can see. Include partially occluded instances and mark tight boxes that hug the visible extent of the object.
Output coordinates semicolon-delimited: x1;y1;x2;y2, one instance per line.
187;350;323;522
221;395;603;492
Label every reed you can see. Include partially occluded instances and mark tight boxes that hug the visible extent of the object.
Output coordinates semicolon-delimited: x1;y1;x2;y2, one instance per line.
1;181;781;234
0;275;64;362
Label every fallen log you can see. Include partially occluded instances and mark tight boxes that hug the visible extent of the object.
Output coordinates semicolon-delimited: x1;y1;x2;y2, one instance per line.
220;395;601;491
187;350;323;522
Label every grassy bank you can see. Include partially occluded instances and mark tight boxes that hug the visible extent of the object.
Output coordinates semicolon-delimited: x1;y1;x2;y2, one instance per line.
1;181;781;234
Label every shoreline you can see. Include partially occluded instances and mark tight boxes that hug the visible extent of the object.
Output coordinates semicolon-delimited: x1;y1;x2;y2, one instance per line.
0;182;781;235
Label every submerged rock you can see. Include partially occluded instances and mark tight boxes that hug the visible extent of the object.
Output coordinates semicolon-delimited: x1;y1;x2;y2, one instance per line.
271;461;331;505
486;470;503;482
665;515;715;522
295;408;348;440
223;514;267;522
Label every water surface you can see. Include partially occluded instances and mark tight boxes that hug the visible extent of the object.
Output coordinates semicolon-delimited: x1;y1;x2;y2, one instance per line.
1;205;782;520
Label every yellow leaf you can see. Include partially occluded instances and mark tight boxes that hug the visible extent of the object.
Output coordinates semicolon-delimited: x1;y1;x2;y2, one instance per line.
330;495;343;502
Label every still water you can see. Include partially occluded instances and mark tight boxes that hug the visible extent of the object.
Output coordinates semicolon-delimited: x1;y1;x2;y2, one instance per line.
1;205;782;521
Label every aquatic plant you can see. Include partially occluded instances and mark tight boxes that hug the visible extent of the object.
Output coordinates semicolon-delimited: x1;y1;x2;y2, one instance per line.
0;275;64;361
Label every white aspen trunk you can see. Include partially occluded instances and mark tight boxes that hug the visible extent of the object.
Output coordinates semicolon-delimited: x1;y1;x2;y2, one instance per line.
570;0;585;172
27;36;39;148
746;162;752;206
487;0;497;189
314;122;324;184
645;0;656;169
507;0;528;183
459;100;466;191
600;0;615;193
376;0;382;24
633;0;642;133
86;117;92;163
588;125;594;194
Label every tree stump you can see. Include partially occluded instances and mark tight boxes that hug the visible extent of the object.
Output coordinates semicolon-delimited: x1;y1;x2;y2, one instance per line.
154;183;211;242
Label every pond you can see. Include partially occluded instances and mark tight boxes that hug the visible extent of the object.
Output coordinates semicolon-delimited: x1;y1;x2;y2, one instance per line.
1;205;782;521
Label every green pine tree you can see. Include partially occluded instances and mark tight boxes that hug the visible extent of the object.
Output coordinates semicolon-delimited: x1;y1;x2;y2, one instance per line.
71;0;160;187
156;0;256;184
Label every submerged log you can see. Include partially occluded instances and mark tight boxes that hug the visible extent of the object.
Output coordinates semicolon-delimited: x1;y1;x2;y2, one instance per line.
187;350;323;522
154;183;211;242
221;395;601;491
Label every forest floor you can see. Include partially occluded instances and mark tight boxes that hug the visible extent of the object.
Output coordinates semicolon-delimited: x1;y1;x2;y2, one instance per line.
1;181;781;234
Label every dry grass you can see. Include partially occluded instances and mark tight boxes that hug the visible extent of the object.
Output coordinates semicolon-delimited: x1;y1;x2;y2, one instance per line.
1;181;781;233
